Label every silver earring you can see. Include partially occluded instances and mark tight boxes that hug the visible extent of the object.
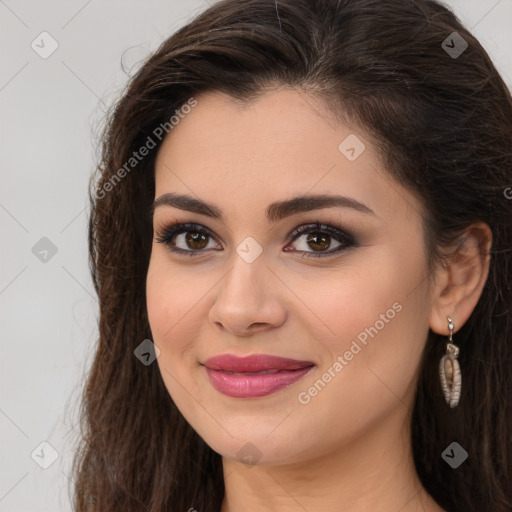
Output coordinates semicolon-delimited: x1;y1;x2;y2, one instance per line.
439;317;461;408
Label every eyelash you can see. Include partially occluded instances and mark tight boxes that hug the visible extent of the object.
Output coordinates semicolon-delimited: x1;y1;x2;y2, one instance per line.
154;220;356;259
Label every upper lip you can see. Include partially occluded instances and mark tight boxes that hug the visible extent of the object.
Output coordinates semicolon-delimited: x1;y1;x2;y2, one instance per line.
202;354;315;372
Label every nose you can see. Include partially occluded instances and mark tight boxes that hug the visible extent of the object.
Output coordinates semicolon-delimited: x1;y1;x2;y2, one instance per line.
208;251;287;337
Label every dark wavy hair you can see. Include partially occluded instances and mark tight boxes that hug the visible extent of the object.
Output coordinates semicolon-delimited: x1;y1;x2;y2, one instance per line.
70;0;512;510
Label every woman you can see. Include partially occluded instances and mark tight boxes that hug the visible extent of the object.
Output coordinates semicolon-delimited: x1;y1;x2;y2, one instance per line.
71;0;512;510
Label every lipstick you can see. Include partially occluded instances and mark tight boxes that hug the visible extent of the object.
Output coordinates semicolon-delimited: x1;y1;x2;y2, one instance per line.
202;354;315;398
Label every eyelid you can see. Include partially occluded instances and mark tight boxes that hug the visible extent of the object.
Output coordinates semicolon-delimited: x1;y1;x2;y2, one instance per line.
288;221;354;243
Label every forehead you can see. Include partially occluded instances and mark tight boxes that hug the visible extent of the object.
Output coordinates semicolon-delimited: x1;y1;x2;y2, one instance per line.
153;88;417;224
157;88;355;159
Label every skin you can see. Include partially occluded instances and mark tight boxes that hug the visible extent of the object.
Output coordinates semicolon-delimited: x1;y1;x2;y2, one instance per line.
146;87;491;511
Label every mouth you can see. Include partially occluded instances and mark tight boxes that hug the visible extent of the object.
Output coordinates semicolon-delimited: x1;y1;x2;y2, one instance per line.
201;354;316;398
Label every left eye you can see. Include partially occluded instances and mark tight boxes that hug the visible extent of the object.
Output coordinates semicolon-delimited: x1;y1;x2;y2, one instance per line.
286;222;354;257
155;221;355;258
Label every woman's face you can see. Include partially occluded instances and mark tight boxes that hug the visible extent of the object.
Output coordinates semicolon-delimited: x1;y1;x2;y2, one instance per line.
146;88;435;466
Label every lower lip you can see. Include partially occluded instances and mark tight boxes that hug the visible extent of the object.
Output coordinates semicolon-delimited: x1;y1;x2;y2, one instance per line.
204;366;314;398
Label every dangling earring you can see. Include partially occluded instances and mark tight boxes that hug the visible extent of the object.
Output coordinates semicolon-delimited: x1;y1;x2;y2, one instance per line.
439;317;462;408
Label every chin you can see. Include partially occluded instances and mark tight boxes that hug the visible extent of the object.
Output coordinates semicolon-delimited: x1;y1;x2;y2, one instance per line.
197;426;312;467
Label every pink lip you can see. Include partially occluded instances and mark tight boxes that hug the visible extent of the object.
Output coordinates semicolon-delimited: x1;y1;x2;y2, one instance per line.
202;354;315;398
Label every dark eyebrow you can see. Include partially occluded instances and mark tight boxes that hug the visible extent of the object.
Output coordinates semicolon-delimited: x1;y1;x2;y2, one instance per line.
150;192;375;222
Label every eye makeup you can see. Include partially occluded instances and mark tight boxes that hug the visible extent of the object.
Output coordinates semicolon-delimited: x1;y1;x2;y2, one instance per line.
154;219;357;259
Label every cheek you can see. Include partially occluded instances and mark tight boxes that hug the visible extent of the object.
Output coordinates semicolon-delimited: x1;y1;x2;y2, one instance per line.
146;252;229;445
146;250;212;376
146;251;199;340
146;254;197;404
146;255;173;340
307;250;429;413
302;259;399;348
146;254;193;381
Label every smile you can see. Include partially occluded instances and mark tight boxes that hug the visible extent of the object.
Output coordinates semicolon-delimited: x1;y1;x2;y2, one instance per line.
201;353;316;398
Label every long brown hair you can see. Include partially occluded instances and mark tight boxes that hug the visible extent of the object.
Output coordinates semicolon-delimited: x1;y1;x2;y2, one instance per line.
71;0;512;510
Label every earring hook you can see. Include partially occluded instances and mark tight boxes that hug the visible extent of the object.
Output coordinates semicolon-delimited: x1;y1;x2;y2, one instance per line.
447;317;454;343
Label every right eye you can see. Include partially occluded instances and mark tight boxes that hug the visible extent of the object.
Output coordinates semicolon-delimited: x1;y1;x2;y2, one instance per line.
155;222;222;256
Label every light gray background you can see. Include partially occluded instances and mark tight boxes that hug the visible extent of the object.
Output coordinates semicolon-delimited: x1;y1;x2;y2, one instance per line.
1;1;511;511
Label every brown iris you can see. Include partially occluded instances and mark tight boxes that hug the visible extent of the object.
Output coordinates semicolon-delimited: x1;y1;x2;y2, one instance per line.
186;231;209;250
306;233;331;252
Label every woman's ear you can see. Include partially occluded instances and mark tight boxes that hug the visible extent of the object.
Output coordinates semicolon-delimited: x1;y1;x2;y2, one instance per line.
429;222;492;335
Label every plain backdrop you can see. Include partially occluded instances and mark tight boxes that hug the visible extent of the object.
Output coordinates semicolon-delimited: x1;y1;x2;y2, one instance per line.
1;1;511;510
